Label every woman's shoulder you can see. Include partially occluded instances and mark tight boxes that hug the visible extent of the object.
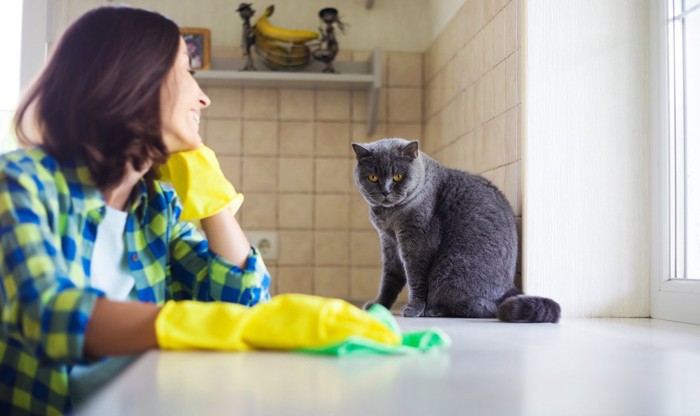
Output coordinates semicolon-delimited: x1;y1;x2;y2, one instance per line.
1;149;68;205
0;147;59;177
0;148;63;204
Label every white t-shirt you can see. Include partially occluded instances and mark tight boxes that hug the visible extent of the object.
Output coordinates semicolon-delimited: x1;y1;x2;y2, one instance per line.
70;206;137;406
89;206;134;299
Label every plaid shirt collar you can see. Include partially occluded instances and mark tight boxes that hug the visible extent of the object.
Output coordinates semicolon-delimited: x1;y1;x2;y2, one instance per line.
56;152;150;222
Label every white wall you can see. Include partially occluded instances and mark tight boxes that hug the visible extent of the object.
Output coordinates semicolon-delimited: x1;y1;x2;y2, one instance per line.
425;0;467;42
21;0;50;91
522;0;650;317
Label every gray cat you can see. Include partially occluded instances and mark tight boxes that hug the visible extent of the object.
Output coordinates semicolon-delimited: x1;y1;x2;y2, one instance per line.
351;138;560;322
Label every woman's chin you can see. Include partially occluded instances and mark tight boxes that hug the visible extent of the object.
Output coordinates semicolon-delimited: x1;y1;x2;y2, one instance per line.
185;136;203;150
167;136;203;153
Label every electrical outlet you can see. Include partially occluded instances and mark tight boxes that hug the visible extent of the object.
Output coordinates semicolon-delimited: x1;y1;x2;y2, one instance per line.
246;231;278;260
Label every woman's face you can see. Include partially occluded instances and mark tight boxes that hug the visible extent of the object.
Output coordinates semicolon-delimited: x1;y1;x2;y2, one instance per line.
160;38;211;153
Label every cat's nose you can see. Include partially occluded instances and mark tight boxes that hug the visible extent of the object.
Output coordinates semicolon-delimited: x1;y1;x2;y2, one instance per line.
381;190;390;197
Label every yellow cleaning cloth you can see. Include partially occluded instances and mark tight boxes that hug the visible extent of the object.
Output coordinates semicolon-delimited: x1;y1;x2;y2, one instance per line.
154;294;401;351
158;145;244;221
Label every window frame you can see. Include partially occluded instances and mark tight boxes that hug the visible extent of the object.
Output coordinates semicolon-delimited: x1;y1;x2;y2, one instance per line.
650;0;700;324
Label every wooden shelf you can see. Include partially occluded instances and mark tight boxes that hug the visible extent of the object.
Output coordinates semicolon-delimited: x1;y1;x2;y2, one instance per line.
195;48;382;135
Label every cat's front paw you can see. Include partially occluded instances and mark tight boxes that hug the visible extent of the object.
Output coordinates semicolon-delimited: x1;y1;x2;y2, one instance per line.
401;302;426;317
425;307;447;317
362;301;377;311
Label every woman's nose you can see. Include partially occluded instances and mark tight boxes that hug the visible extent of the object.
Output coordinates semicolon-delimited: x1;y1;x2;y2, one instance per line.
199;91;211;108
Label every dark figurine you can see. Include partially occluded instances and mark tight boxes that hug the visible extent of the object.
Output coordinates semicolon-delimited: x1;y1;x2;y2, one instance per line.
236;2;256;70
312;7;346;73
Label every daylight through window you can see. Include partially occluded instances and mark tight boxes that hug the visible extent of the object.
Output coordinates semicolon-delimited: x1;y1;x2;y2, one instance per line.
669;0;700;279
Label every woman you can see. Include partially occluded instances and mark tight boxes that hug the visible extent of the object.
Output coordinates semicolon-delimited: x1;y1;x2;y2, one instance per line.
0;6;269;414
0;5;406;414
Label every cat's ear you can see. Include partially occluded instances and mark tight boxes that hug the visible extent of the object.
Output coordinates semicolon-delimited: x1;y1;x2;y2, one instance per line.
351;143;372;159
401;140;420;159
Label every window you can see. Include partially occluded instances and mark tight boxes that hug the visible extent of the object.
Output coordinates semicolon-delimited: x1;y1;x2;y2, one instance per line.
0;1;22;153
651;0;700;324
669;0;700;280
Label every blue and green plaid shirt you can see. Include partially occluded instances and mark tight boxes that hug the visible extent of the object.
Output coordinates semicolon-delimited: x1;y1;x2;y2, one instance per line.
0;147;271;415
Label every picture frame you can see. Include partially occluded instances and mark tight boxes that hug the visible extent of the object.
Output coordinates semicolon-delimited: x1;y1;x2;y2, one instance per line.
180;27;211;70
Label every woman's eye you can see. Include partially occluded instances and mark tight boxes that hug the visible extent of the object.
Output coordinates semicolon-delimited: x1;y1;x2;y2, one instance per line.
368;175;379;183
393;174;404;182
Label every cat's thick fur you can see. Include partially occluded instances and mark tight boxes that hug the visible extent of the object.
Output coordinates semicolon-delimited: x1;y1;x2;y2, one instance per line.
352;138;560;323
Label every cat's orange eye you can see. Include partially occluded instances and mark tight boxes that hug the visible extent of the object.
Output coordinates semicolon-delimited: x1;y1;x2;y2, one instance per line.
368;175;379;183
393;174;404;182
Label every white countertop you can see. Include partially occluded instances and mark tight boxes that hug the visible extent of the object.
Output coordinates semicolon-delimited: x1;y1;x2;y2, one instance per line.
73;318;700;416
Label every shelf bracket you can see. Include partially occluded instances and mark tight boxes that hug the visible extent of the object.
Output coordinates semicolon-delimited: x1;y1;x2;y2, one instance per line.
367;48;381;136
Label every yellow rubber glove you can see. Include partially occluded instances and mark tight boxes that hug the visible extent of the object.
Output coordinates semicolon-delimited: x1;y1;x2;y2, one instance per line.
155;300;252;351
155;294;401;351
158;145;244;221
241;294;401;349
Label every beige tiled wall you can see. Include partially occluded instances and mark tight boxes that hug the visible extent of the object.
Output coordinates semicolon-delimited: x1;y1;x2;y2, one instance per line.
203;50;422;305
204;0;522;302
423;0;522;287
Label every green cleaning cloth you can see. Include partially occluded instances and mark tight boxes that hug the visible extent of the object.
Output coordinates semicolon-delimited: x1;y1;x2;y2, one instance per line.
298;304;451;356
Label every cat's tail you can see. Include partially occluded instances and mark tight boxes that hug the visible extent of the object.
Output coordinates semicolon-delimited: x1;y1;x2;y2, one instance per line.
496;289;561;323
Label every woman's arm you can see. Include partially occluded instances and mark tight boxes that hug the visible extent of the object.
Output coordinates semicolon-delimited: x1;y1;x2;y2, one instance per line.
200;210;250;269
84;211;259;358
83;298;161;357
159;147;269;304
158;147;251;269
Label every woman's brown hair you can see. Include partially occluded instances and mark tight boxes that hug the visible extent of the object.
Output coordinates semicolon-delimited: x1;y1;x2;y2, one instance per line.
14;6;180;190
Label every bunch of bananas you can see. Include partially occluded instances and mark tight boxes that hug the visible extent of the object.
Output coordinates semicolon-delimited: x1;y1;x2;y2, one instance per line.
254;5;319;70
